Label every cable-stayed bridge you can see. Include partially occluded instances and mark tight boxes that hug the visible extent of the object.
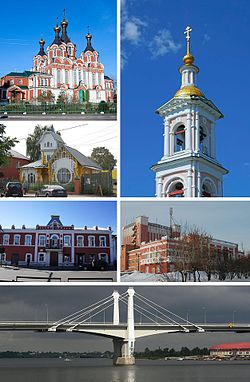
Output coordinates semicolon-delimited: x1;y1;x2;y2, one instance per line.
0;288;250;365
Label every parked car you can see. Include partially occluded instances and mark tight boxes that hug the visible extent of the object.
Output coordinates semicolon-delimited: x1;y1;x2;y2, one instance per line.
35;184;68;197
4;182;24;197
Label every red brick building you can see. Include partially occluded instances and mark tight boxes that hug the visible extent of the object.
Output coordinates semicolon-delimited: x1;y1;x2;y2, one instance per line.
0;17;114;104
0;215;116;268
121;216;239;274
0;149;30;180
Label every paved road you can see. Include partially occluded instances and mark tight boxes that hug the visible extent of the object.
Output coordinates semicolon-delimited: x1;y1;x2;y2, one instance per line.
0;266;116;282
1;194;116;198
0;114;117;121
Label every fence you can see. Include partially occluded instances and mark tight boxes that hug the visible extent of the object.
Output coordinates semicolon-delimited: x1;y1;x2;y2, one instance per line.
0;102;117;115
82;172;113;196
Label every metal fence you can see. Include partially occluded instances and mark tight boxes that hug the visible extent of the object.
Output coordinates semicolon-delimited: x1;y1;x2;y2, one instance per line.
0;102;117;115
82;172;113;196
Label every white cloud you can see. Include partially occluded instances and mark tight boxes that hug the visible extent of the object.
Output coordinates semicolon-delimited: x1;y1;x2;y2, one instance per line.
123;18;147;44
121;1;180;66
149;29;181;58
202;33;211;45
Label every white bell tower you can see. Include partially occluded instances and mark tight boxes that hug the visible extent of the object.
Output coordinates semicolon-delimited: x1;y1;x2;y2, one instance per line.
151;26;228;197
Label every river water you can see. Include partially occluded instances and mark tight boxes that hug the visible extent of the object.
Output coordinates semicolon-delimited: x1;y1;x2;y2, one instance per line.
0;358;249;382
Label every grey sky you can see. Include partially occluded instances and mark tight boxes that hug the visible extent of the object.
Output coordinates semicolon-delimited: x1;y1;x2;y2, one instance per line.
121;201;250;250
0;286;250;352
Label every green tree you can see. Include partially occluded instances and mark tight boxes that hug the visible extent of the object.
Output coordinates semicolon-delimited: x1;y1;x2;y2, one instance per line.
0;124;18;166
90;147;116;171
37;90;55;104
26;124;59;162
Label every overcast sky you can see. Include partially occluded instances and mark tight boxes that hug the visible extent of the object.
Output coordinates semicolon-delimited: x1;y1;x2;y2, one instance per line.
0;285;250;352
4;121;118;160
121;201;250;250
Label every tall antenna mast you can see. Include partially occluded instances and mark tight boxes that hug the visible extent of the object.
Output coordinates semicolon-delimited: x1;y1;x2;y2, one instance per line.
170;207;173;228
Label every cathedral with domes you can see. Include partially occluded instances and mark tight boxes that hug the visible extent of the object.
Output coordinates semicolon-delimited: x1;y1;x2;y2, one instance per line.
151;26;228;197
0;14;114;104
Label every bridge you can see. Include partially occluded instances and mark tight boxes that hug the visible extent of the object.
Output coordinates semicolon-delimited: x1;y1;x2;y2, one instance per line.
0;288;250;365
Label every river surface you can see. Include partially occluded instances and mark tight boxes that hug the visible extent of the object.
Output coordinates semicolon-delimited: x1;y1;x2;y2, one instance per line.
0;358;249;382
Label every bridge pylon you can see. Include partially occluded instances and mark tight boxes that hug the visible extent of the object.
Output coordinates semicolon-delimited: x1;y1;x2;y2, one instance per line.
113;288;135;365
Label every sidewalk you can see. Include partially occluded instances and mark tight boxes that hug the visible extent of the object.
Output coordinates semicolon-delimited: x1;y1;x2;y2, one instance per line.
0;266;116;282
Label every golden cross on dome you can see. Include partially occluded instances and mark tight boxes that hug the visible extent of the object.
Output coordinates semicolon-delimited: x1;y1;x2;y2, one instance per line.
184;26;192;54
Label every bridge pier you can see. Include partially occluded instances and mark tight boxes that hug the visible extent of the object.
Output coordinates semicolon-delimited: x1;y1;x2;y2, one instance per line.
113;339;135;365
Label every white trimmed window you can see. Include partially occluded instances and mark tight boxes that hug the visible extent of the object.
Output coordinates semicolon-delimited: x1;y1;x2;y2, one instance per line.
38;235;46;246
38;253;46;262
88;236;95;247
25;253;32;263
14;235;20;245
99;236;106;247
64;235;71;247
25;235;32;245
77;236;84;247
0;253;6;262
3;235;9;245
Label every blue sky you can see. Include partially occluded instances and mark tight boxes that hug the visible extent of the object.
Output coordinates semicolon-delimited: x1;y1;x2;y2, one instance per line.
121;0;250;196
121;201;250;250
0;0;117;79
0;201;117;232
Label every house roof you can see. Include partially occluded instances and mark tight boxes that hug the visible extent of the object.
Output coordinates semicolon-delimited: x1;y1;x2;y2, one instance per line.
21;159;46;169
9;149;29;161
65;146;102;170
38;130;65;145
210;342;250;350
4;70;38;78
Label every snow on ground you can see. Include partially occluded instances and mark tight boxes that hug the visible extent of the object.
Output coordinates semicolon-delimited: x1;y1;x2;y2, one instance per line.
121;271;250;282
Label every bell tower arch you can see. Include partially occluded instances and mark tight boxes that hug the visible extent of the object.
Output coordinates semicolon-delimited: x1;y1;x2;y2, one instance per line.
151;26;228;197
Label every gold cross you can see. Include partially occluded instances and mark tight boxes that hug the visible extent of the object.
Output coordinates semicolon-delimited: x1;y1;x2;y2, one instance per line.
184;26;192;54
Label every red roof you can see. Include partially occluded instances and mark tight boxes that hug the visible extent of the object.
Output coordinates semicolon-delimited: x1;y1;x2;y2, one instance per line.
210;342;250;350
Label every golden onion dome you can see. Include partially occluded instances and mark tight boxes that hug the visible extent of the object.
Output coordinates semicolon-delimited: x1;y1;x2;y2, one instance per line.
183;52;194;66
54;25;61;33
174;85;204;98
39;38;45;46
61;18;68;27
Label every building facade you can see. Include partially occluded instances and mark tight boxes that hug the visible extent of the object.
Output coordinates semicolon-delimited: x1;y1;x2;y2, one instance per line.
0;149;30;180
121;216;239;274
0;17;114;104
210;343;250;358
151;26;228;197
20;127;102;193
0;215;116;268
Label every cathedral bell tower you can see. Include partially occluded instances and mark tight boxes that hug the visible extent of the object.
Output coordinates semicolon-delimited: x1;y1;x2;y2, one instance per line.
151;26;228;197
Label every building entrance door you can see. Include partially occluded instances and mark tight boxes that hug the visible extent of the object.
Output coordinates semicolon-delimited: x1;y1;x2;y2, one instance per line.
11;253;19;266
79;90;84;103
50;252;58;266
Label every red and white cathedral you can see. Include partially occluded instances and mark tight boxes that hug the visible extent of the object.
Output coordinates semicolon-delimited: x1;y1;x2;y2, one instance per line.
0;16;114;104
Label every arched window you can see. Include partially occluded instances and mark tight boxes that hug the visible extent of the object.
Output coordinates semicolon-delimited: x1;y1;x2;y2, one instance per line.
174;125;185;152
88;236;95;247
57;168;71;184
50;234;59;248
202;183;212;197
200;126;208;155
202;179;217;197
168;182;184;197
28;173;35;184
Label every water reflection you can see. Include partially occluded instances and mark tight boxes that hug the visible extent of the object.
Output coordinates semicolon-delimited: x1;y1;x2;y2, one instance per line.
112;366;136;382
